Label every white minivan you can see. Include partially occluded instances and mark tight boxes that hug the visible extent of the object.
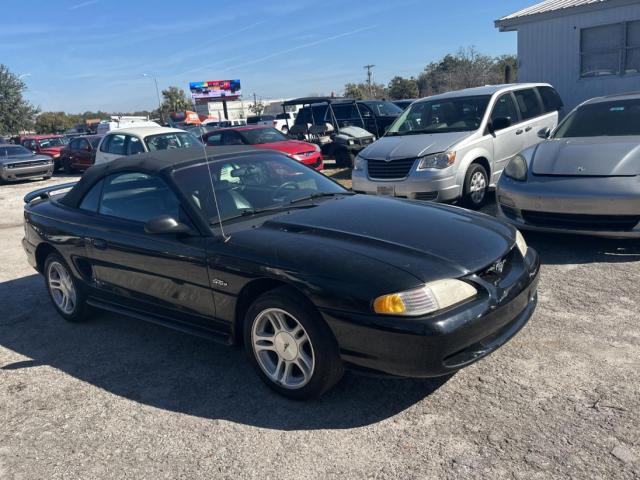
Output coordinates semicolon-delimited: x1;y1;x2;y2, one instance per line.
351;83;563;208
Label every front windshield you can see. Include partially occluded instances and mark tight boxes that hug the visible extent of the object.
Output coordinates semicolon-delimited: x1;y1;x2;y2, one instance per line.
37;137;68;147
363;101;402;116
241;127;287;144
172;152;346;225
553;99;640;138
0;145;32;156
144;132;201;151
387;95;491;135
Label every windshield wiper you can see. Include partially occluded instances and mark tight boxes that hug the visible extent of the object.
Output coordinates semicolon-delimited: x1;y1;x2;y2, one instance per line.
209;201;322;226
288;191;355;205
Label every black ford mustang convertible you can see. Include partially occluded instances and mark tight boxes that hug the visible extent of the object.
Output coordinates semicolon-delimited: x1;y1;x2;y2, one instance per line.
23;146;539;399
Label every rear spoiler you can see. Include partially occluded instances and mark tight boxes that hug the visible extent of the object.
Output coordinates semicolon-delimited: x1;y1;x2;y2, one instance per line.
24;181;77;204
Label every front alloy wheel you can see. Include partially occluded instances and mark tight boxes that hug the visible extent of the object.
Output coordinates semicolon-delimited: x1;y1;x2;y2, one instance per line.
463;163;489;209
251;308;315;389
244;287;344;399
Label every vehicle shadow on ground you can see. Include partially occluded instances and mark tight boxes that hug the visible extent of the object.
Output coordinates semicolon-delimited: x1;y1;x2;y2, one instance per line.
0;274;447;430
524;231;640;265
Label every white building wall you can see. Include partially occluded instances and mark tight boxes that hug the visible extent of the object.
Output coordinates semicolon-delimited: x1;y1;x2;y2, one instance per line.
516;2;640;111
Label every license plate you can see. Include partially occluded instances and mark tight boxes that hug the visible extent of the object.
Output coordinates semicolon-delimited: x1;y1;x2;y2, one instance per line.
377;185;395;196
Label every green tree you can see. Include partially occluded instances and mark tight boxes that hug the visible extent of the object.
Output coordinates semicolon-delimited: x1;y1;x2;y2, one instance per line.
35;111;80;134
343;82;387;99
0;64;39;134
248;101;265;115
160;86;192;115
416;47;519;97
387;76;419;100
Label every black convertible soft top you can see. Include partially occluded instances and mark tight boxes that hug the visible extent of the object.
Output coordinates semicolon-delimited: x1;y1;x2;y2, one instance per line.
59;145;259;208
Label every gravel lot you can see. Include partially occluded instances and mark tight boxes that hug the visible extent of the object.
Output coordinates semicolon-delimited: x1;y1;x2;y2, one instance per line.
1;169;639;479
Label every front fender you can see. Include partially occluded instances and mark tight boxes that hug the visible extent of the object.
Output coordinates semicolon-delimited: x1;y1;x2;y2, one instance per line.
455;144;494;186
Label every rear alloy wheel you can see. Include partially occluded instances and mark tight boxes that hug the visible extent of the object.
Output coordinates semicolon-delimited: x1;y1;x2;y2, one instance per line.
244;287;343;399
44;253;91;322
462;163;489;209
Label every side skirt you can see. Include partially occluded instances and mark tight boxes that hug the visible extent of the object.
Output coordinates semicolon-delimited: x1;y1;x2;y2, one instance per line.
86;298;233;346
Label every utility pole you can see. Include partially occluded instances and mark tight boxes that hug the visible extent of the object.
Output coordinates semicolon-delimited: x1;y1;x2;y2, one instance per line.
364;64;375;98
143;74;163;124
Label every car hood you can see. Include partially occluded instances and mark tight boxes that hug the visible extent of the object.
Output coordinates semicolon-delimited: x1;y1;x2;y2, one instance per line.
360;131;471;160
254;195;515;282
0;153;51;164
254;140;316;154
531;137;640;176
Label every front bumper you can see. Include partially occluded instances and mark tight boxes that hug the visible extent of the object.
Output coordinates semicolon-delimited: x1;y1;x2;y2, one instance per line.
352;166;461;202
497;175;640;238
1;163;54;181
321;251;540;378
300;152;324;171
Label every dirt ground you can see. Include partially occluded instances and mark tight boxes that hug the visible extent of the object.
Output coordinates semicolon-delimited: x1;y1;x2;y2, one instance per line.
0;170;639;479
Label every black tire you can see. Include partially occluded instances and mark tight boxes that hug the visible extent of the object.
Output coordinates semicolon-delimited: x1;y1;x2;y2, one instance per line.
462;163;489;209
44;252;92;322
334;149;355;168
243;286;344;399
62;157;74;174
53;157;61;172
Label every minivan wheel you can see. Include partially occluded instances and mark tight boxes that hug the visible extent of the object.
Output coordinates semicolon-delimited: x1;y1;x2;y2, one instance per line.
244;287;344;399
44;253;91;322
462;164;488;209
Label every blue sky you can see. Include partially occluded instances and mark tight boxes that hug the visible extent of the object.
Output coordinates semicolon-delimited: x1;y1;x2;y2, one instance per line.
1;0;534;113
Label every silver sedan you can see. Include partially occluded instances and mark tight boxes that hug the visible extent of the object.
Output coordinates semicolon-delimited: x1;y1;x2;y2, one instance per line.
496;92;640;238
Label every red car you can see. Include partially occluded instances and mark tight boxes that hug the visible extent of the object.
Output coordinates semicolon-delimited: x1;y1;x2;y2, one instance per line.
59;135;103;173
203;126;323;170
21;135;69;170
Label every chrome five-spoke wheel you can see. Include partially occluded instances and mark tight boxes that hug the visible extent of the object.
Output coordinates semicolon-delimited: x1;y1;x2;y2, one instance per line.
251;308;315;389
48;261;77;315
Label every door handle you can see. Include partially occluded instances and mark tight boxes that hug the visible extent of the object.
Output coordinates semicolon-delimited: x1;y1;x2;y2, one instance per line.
92;238;108;250
515;129;524;135
525;126;533;132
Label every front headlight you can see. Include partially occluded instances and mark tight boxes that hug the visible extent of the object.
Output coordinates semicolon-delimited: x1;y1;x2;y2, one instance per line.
313;143;321;153
52;154;60;159
347;139;355;146
353;155;366;171
417;151;456;170
515;230;528;257
373;279;477;316
504;154;528;181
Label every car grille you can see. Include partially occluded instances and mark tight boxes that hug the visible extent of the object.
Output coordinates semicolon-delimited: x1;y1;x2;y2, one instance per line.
6;160;51;169
367;158;415;180
521;211;640;231
478;248;516;286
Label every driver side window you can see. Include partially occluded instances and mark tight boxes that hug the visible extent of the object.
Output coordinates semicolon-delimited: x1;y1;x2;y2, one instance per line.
491;94;519;127
222;131;244;145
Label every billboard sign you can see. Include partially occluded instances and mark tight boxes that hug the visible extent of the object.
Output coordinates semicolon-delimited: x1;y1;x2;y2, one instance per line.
189;79;241;101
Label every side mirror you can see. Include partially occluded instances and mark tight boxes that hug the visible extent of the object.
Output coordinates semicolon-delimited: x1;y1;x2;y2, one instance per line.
537;127;551;139
490;117;511;133
144;215;192;235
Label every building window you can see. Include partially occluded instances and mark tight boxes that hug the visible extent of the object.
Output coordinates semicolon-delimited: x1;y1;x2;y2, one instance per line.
581;20;640;78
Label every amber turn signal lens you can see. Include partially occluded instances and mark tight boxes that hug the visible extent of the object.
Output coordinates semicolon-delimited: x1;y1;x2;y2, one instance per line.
373;294;406;314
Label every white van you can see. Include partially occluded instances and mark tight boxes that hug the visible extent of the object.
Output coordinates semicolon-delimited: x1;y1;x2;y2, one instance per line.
352;83;563;208
96;116;160;135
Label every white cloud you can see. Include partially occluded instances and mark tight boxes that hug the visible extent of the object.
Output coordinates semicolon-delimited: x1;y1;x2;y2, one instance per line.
69;0;99;10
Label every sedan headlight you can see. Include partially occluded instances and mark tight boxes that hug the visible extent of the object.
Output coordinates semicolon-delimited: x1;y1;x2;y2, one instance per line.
417;151;456;170
347;139;355;146
504;154;528;181
353;155;366;171
373;279;477;316
515;229;528;257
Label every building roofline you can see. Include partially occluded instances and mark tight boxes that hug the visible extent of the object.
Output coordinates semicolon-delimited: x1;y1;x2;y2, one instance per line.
495;0;635;31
